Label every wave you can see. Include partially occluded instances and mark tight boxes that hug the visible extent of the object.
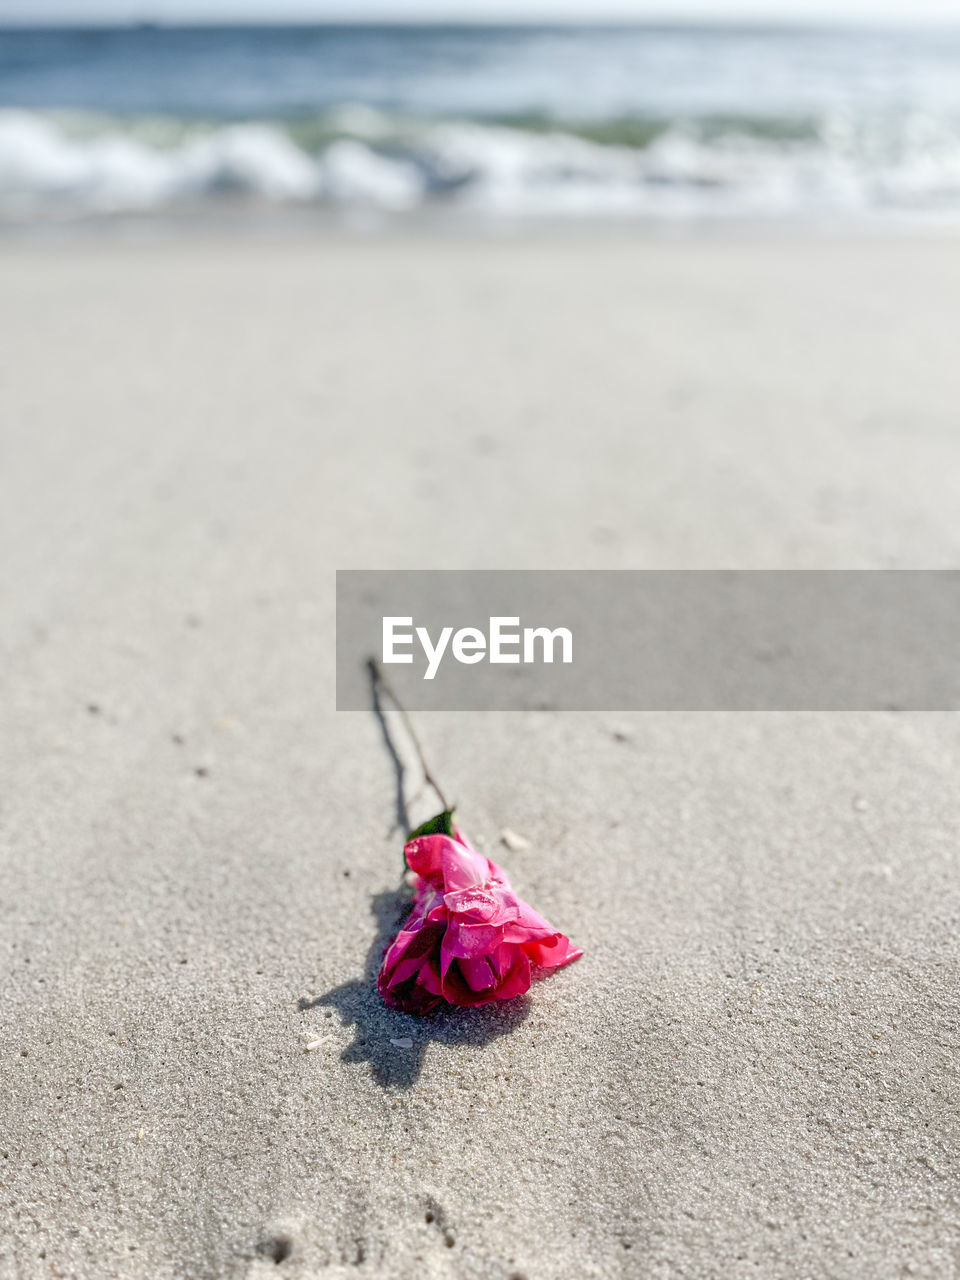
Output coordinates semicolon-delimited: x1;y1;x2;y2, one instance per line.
4;107;960;222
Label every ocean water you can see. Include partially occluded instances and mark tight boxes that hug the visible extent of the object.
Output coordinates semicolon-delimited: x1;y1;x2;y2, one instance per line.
3;23;960;223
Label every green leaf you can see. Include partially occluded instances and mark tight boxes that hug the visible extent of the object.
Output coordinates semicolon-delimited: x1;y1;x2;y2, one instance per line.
407;810;456;840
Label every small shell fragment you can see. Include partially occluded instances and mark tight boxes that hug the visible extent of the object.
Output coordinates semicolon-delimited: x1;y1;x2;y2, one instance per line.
300;1029;327;1052
500;828;530;852
389;1037;414;1049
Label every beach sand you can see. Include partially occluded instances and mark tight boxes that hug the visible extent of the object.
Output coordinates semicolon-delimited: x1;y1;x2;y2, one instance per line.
1;229;959;1279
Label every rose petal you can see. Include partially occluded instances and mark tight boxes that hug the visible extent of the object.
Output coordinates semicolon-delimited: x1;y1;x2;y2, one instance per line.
526;934;583;970
443;919;503;960
459;955;497;991
495;950;532;1000
440;840;492;892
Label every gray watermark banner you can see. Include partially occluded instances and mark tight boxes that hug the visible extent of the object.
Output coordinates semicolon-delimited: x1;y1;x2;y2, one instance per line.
336;570;960;711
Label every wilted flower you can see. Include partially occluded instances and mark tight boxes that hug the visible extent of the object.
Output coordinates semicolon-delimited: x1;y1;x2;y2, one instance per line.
377;814;581;1014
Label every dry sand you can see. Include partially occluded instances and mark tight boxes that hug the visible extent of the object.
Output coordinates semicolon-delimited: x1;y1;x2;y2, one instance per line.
1;229;959;1279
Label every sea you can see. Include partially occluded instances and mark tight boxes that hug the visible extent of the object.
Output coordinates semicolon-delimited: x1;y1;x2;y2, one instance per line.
2;22;960;224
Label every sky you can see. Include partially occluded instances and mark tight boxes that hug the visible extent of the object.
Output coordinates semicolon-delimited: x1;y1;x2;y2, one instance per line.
1;0;959;22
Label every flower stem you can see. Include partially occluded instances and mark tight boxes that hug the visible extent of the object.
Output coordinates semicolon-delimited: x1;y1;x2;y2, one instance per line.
367;657;452;815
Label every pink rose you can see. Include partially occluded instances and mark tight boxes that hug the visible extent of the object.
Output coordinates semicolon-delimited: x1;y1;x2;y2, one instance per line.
377;818;582;1014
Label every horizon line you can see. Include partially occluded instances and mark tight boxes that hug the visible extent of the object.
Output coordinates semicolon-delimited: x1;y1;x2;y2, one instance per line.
1;14;960;32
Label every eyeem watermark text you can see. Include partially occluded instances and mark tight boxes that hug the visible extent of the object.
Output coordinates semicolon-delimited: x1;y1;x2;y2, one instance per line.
382;616;573;680
337;570;960;710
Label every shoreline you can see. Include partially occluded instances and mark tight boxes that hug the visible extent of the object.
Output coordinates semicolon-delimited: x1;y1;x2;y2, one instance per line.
9;206;960;245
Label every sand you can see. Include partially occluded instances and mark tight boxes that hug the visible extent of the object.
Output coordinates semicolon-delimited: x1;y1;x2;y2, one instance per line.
1;228;959;1279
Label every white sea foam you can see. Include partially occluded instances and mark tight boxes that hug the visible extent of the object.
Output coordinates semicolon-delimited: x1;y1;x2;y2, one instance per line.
4;108;960;223
320;139;423;210
0;113;325;214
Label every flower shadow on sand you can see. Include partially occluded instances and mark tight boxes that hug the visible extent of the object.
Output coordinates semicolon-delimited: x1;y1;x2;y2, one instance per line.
300;659;528;1088
301;887;529;1089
